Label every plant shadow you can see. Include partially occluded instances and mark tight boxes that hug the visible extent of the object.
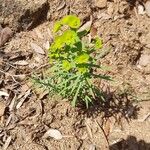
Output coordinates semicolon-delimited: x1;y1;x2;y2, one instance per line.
77;85;139;121
109;135;150;150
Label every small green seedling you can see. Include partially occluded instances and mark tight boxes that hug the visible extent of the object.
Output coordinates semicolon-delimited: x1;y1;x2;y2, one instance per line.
35;15;111;108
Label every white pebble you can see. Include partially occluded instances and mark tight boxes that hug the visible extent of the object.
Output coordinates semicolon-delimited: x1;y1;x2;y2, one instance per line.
138;5;145;15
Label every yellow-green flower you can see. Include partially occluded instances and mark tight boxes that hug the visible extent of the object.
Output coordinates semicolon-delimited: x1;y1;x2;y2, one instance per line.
75;53;89;64
62;60;72;71
51;36;65;51
63;30;79;45
61;15;81;29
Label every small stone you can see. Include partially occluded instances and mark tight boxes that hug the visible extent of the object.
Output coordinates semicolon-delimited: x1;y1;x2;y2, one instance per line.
94;0;107;8
145;1;150;17
89;144;96;150
138;5;145;15
0;27;13;47
43;129;63;140
138;54;150;67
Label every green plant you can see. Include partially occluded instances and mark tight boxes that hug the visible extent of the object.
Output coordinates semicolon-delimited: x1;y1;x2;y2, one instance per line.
34;15;111;108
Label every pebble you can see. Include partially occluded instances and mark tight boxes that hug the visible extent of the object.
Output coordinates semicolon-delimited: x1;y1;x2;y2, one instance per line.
43;129;62;140
145;1;150;17
138;5;145;15
0;27;13;47
94;0;107;8
89;144;96;150
138;54;150;67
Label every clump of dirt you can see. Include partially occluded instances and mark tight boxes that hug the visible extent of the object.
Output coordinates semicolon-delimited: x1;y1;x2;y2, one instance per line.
0;0;49;31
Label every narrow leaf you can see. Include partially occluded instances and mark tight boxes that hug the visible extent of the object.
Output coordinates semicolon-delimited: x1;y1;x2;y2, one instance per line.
70;75;81;95
71;82;82;107
86;78;95;98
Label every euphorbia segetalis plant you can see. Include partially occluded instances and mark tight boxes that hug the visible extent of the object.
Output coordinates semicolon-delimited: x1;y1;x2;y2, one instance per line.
36;15;111;108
